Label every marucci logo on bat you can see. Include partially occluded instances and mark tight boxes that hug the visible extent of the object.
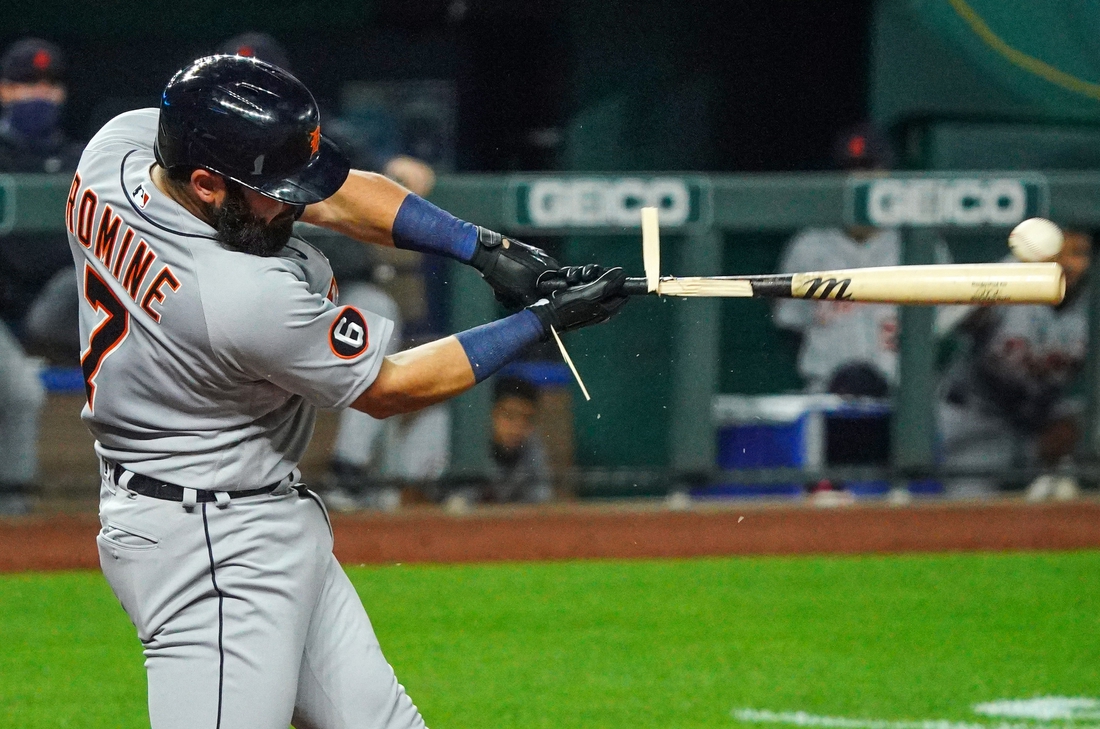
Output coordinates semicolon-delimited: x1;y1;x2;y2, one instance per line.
800;278;853;300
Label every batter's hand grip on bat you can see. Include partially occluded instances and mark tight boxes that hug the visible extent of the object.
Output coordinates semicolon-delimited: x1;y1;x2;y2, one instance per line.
538;276;649;296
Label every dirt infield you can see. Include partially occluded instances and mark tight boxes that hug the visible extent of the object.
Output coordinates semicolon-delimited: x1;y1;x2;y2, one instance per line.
2;498;1099;572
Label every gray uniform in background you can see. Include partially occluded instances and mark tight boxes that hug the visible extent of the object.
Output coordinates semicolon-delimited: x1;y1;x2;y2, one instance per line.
0;320;43;490
774;228;950;392
938;286;1088;498
72;110;424;728
774;228;905;391
329;282;451;482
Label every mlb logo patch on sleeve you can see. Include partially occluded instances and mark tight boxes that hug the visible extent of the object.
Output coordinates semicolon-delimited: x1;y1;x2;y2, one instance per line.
329;307;368;359
131;184;150;209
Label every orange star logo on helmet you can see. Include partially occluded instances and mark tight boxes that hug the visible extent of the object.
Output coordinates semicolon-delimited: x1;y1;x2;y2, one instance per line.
309;125;321;155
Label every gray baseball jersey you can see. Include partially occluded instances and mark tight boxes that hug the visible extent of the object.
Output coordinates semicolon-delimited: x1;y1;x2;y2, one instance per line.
774;228;949;390
69;109;393;490
0;319;43;489
941;281;1089;432
938;277;1088;498
77;110;426;729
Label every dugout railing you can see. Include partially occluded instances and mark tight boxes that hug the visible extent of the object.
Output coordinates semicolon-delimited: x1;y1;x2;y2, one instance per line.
5;171;1100;493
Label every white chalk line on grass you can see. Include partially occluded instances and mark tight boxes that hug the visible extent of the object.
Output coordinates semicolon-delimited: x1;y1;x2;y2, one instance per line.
974;699;1100;722
732;708;1100;729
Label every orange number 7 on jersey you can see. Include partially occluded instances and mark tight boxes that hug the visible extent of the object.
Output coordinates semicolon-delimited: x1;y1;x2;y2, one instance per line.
81;264;130;411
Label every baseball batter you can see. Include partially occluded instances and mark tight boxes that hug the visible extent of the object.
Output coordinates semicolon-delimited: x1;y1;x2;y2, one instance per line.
72;55;626;729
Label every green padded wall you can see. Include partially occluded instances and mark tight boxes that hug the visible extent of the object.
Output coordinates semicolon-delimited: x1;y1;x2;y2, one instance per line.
872;0;1100;126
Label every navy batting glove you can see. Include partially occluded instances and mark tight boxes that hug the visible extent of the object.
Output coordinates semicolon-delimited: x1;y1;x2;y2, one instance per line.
528;267;629;338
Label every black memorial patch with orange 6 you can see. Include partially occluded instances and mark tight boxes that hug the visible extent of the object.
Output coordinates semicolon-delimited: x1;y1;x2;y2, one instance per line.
329;306;369;359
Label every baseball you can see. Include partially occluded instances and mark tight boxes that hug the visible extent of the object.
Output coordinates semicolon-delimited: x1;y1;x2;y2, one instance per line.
1009;218;1063;262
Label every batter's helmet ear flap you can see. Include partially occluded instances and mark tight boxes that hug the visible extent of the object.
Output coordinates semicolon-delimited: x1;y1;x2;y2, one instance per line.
156;55;349;205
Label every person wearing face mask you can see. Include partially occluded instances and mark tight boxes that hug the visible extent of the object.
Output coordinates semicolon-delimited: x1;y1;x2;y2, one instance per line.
0;38;84;514
0;38;86;322
0;39;86;333
0;38;83;173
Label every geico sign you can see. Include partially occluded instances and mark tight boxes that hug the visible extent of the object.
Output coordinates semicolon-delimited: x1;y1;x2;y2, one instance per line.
866;179;1028;226
526;178;692;227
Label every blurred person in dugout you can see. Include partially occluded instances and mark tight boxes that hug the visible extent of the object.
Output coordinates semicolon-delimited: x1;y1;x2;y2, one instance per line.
324;268;452;513
774;123;950;397
444;376;553;511
936;229;1091;501
217;33;446;511
0;38;85;514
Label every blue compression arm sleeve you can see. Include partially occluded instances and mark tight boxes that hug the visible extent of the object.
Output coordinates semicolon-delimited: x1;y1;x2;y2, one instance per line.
391;194;478;263
455;309;546;383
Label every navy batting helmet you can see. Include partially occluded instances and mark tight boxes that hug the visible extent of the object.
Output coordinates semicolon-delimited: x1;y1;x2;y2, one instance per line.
155;55;350;205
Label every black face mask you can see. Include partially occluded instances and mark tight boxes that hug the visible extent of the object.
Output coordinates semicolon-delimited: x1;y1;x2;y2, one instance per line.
213;182;295;257
4;99;62;141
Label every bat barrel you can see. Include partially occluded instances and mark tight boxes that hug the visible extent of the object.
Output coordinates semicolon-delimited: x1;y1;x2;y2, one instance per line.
786;263;1065;305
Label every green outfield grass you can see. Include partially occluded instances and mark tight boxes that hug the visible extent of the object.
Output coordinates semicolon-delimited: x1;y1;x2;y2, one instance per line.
2;551;1098;728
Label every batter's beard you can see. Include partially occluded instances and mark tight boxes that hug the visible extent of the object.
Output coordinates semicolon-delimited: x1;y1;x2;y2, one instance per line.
213;183;295;257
